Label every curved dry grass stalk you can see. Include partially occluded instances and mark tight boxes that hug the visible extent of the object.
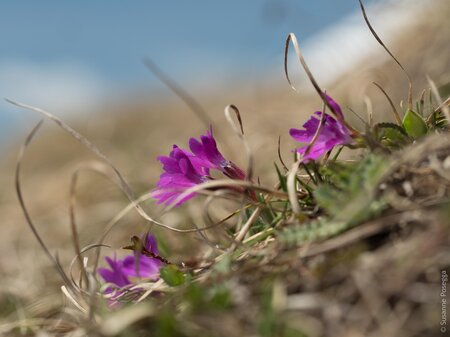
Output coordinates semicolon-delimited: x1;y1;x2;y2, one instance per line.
224;104;254;181
364;96;374;127
427;76;450;124
304;99;327;158
435;97;450;114
224;103;245;135
87;273;98;322
164;179;290;214
68;164;112;289
347;107;369;128
93;189;258;271
15;120;75;292
6;99;180;232
419;89;426;115
284;33;360;139
224;103;257;235
358;0;412;109
91;189;257;275
372;82;402;124
287;159;302;215
230;206;264;251
69;244;110;294
287;99;327;215
199;190;241;250
135;279;165;303
143;57;211;129
61;285;87;314
277;136;289;171
69;161;245;274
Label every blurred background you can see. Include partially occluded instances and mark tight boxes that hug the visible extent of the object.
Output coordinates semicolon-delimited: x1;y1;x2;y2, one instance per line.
0;0;448;327
1;0;446;142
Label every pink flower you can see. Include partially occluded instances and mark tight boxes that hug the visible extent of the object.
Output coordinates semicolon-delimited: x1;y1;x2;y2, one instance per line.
152;145;209;206
189;128;246;180
153;128;246;206
289;95;352;162
98;234;163;303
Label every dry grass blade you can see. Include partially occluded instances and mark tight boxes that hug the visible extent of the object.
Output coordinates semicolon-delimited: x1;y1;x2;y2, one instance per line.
69;167;90;288
435;96;450;114
287;159;302;215
64;162;160;279
100;303;154;336
5;98;185;234
304;99;327;158
224;104;255;238
15;120;74;289
358;0;412;108
199;190;240;250
143;57;211;129
136;279;165;302
373;82;402;124
284;33;339;120
277;136;289;171
427;76;450;124
224;104;244;135
164;179;290;214
419;89;426;114
224;104;253;180
347;107;369;127
284;33;358;136
70;244;110;292
287;99;327;215
87;273;98;322
230;206;263;251
364;96;374;127
61;285;87;313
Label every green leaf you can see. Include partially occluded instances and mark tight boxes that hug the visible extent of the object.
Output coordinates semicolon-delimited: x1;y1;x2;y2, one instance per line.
374;122;411;148
315;154;389;224
274;163;287;192
160;265;185;287
213;253;232;274
402;109;428;138
281;155;390;246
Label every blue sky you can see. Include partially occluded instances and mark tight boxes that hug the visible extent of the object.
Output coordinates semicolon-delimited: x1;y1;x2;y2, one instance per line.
0;0;377;139
0;0;374;83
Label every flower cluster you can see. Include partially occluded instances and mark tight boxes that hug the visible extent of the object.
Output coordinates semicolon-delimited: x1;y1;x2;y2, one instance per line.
99;95;355;305
98;234;162;303
152;128;246;206
289;95;352;162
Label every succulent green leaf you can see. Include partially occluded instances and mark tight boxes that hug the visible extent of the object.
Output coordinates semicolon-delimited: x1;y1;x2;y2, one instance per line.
160;265;185;286
374;122;411;148
402;109;428;138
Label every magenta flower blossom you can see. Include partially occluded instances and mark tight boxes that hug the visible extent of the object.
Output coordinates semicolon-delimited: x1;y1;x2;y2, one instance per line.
289;96;352;162
153;128;246;206
98;256;131;290
98;234;163;303
152;145;209;206
189;128;246;180
121;234;161;279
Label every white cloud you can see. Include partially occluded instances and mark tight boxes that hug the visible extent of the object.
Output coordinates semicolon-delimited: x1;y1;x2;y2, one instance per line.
0;60;109;116
282;0;432;87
